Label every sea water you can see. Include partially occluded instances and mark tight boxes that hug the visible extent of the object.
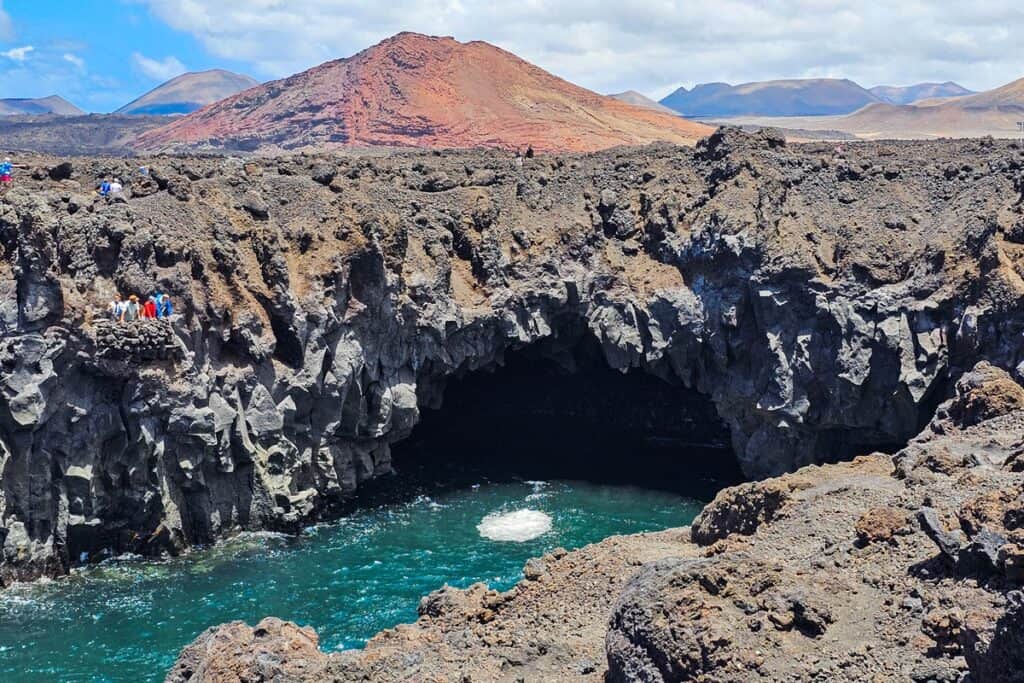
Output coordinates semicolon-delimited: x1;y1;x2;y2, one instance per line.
0;470;707;682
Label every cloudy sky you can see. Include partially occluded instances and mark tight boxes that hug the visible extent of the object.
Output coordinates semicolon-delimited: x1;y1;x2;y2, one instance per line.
1;0;1022;112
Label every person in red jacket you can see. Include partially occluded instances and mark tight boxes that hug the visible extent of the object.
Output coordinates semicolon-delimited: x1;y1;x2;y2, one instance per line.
142;295;157;319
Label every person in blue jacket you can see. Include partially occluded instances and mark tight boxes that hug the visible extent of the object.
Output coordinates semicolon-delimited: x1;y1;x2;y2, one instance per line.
98;179;112;197
0;158;12;187
160;295;174;319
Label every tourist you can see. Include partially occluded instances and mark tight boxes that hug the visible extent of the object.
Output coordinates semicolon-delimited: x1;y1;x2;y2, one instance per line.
106;293;125;321
110;178;123;195
120;294;141;323
160;295;174;319
525;145;535;159
0;157;12;187
98;179;112;197
143;295;157;319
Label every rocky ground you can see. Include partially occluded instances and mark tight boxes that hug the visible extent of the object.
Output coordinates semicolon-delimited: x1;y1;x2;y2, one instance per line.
0;114;170;156
169;362;1024;682
1;128;1023;595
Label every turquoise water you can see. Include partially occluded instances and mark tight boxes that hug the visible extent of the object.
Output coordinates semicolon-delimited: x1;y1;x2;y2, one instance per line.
0;472;706;682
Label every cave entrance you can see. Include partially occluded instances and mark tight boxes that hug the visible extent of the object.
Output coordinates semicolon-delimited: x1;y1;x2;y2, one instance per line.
390;339;742;500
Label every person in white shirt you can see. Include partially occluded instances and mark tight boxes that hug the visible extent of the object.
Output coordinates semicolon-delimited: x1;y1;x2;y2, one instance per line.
107;294;125;321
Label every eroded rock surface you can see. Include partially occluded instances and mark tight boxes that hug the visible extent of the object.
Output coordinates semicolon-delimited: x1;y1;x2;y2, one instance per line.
170;364;1024;682
2;130;1024;585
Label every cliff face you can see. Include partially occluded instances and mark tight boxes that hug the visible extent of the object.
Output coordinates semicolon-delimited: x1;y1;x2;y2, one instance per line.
171;362;1024;682
1;129;1023;583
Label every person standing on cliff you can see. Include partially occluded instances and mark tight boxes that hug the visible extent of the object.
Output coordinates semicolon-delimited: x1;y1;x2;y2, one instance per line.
107;294;124;321
0;158;12;188
120;295;141;323
160;295;174;319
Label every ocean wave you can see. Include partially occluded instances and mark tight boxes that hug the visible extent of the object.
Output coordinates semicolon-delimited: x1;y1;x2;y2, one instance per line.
477;509;552;542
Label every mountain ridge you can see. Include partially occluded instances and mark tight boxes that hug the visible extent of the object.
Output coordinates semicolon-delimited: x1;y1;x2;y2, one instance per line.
116;69;259;116
134;32;711;153
868;81;973;105
660;78;881;117
0;95;84;116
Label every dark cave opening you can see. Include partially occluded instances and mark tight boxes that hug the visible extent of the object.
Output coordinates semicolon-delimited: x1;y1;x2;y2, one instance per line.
389;340;743;501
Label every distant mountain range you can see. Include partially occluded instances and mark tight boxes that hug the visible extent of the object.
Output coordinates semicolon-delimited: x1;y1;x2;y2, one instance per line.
659;79;881;117
703;76;1024;140
658;79;976;118
833;76;1024;138
116;69;259;116
868;82;973;105
1;36;1019;152
0;95;83;116
135;33;711;153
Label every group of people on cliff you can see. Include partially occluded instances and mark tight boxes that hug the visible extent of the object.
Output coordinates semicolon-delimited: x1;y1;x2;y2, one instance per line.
107;292;174;323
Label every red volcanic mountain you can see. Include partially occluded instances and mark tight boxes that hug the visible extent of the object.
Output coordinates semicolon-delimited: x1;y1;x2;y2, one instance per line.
135;33;711;153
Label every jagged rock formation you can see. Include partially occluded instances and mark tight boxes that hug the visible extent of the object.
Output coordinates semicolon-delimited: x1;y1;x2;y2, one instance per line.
170;362;1024;682
1;129;1024;587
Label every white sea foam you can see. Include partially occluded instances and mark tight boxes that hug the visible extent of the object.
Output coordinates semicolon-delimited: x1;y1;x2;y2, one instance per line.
477;509;552;542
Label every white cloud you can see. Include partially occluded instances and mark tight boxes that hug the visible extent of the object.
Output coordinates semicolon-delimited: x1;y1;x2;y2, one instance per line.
138;0;1024;97
0;1;12;42
1;45;33;62
63;53;86;70
131;52;186;81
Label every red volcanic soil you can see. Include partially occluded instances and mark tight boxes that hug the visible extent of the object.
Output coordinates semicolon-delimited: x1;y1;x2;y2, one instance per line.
135;33;711;153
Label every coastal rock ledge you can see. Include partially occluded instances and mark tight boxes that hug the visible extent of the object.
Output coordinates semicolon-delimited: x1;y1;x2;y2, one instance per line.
1;129;1023;596
170;362;1024;681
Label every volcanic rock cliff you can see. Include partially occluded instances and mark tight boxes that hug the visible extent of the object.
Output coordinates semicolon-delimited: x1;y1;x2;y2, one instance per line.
171;362;1024;682
1;129;1024;589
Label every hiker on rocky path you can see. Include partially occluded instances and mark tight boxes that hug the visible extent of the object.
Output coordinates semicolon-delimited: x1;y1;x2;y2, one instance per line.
107;294;125;321
99;179;112;198
142;295;157;319
120;295;141;323
159;295;174;318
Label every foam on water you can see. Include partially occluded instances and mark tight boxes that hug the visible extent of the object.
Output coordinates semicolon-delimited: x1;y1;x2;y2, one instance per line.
476;509;553;542
0;477;707;681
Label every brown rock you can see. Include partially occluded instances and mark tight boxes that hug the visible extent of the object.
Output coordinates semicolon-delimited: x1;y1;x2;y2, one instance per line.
855;507;908;545
167;617;328;683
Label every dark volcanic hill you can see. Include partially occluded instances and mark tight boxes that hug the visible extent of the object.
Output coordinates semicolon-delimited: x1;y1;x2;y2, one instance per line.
0;95;83;116
869;81;973;105
134;32;711;153
0;114;170;155
660;78;881;117
116;69;259;116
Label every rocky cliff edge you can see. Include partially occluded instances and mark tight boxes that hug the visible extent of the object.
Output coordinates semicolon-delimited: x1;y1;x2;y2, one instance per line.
1;129;1024;585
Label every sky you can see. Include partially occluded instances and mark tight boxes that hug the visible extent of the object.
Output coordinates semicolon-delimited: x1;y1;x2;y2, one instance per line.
1;1;1023;113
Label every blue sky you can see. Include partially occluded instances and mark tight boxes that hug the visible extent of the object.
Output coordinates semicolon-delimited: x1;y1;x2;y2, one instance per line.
0;1;254;111
2;1;1023;113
